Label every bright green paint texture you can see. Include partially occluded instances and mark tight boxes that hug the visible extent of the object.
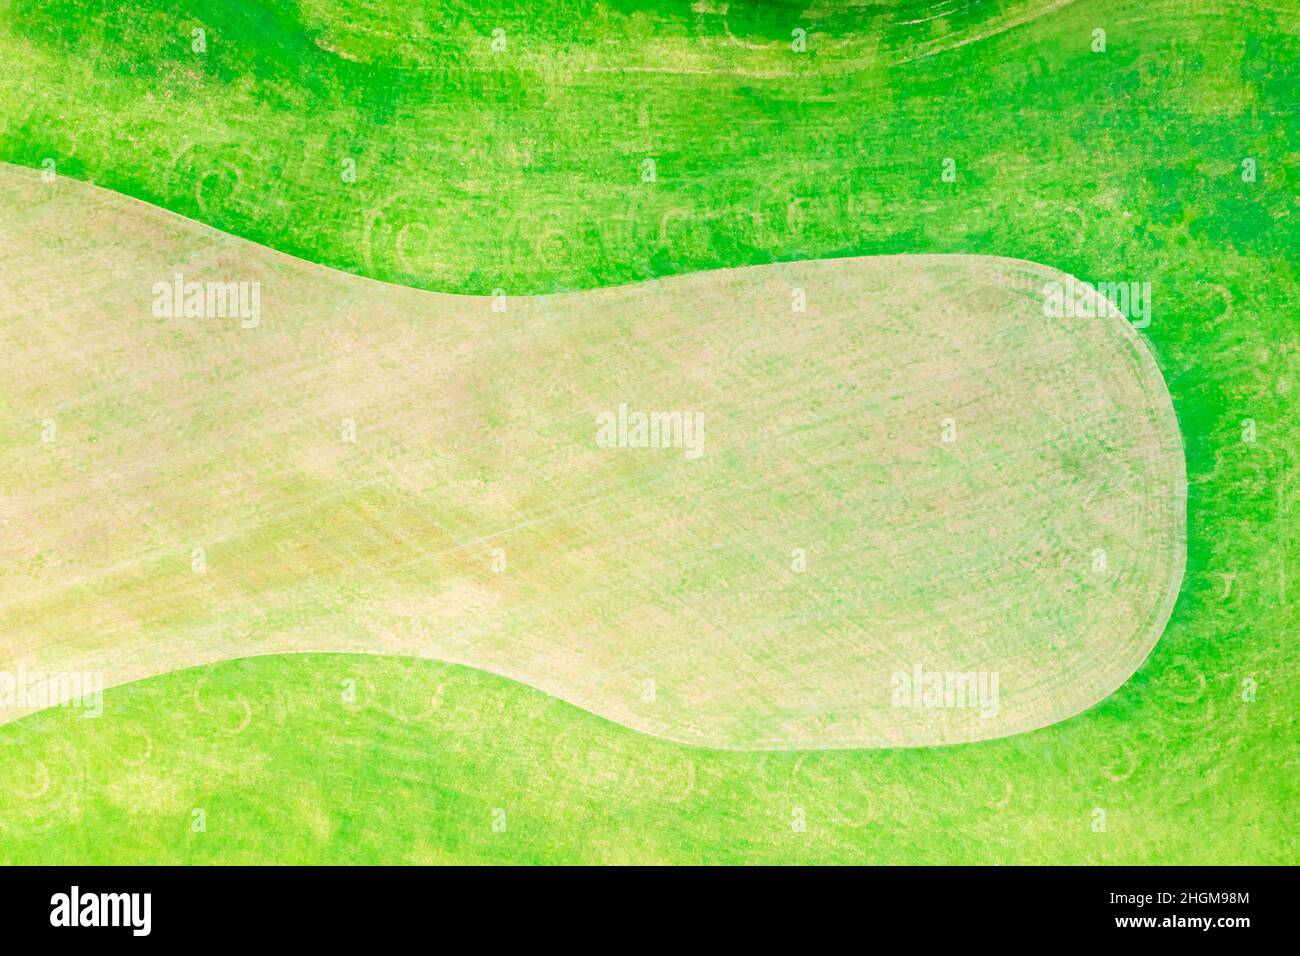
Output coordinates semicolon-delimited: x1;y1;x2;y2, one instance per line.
0;0;1295;863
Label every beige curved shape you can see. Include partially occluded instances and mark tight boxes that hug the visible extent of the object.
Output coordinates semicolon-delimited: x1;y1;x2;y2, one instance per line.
0;164;1186;749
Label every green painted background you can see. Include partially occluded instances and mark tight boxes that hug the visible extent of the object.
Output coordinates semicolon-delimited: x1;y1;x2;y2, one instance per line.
0;0;1295;863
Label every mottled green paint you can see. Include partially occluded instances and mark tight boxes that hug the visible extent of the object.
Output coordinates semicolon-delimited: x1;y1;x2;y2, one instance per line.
0;0;1295;863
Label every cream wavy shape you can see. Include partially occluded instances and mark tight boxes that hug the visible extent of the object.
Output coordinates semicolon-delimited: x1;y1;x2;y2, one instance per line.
0;164;1185;750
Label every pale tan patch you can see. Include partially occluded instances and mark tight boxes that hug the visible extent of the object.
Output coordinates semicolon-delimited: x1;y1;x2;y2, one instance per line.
0;164;1185;749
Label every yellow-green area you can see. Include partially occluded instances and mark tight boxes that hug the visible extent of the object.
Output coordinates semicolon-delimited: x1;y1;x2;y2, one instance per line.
0;0;1296;862
0;652;1292;864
